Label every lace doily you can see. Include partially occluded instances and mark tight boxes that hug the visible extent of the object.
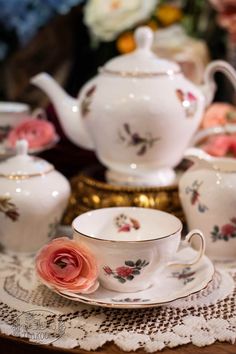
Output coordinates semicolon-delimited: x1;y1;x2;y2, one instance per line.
0;251;235;352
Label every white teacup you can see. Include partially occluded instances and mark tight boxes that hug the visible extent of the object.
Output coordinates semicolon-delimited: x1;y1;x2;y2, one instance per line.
73;207;205;293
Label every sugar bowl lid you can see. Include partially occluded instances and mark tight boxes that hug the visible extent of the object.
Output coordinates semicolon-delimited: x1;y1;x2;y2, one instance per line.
101;26;180;77
0;140;54;178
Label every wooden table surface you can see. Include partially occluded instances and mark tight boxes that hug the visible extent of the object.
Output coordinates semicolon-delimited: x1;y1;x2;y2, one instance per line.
0;332;236;354
0;139;235;354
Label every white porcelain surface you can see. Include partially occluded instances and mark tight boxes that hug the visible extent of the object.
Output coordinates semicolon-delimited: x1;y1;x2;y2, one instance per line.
55;247;214;309
31;27;236;186
0;140;70;253
73;207;205;293
0;102;29;126
179;148;236;259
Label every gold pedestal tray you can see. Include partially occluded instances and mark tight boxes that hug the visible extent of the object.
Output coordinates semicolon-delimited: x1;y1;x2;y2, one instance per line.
62;165;184;225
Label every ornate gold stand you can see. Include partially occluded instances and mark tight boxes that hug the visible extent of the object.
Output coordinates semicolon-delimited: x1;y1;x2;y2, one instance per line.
62;165;184;225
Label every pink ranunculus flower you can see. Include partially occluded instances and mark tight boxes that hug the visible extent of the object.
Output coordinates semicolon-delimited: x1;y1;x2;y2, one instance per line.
201;103;236;129
36;237;99;294
7;118;57;149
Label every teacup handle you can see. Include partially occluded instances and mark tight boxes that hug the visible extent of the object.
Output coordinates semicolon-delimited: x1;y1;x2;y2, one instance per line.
168;229;205;267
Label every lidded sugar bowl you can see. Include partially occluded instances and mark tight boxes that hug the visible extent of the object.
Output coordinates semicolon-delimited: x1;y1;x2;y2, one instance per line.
0;140;70;253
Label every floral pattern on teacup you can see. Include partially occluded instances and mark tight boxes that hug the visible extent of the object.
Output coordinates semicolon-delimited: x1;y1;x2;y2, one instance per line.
0;196;19;221
115;213;140;232
185;180;208;213
103;259;149;283
171;267;195;285
81;85;96;118
176;89;197;118
118;123;160;156
211;218;236;242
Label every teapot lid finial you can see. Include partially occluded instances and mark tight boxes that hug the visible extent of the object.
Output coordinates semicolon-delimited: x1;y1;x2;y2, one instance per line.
102;26;180;75
16;139;28;156
135;26;153;51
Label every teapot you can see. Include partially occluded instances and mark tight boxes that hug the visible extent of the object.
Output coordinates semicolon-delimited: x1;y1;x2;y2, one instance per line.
179;148;236;259
31;26;236;186
0;140;70;253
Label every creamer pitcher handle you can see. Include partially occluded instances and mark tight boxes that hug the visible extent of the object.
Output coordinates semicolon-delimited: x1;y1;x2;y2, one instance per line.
167;229;206;268
203;60;236;106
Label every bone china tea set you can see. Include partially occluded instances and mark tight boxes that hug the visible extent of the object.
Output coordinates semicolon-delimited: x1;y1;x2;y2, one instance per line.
1;26;236;307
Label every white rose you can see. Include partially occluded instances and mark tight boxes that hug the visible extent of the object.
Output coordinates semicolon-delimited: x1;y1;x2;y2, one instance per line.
84;0;159;42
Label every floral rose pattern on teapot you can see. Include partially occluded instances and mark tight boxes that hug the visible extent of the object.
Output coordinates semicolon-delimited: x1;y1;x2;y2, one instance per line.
81;85;96;118
211;218;236;242
185;180;208;213
0;196;19;222
115;213;140;232
103;259;149;283
176;89;198;118
118;123;160;156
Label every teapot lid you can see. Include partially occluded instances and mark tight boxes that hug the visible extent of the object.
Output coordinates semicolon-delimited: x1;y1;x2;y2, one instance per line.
0;140;54;178
101;26;180;77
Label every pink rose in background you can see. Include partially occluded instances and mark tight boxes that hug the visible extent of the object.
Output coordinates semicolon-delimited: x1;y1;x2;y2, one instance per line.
7;118;57;149
209;0;236;42
36;237;99;294
201;103;236;128
201;134;236;156
210;0;236;12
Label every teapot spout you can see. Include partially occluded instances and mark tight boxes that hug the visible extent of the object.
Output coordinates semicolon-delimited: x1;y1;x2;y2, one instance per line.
31;73;94;150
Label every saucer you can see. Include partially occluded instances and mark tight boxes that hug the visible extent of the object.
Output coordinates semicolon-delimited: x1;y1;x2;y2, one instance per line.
55;247;215;309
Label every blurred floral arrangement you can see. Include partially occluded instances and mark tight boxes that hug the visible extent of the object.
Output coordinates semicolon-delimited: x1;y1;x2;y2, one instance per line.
84;0;209;54
0;0;214;61
0;0;85;60
209;0;236;43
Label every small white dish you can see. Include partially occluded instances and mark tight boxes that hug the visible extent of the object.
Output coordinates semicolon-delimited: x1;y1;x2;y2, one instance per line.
54;247;214;309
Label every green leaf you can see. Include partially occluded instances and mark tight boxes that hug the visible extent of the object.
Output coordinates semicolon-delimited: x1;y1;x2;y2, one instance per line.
125;261;135;267
132;270;140;275
114;276;126;283
214;225;219;232
127;275;134;281
135;259;142;267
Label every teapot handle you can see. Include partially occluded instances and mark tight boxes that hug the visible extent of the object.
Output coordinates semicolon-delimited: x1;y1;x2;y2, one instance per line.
202;60;236;107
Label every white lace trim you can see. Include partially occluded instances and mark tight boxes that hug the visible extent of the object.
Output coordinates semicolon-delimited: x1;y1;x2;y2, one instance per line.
0;252;235;351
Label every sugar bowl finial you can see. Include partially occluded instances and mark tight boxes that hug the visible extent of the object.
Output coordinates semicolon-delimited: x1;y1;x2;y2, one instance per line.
16;139;29;156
